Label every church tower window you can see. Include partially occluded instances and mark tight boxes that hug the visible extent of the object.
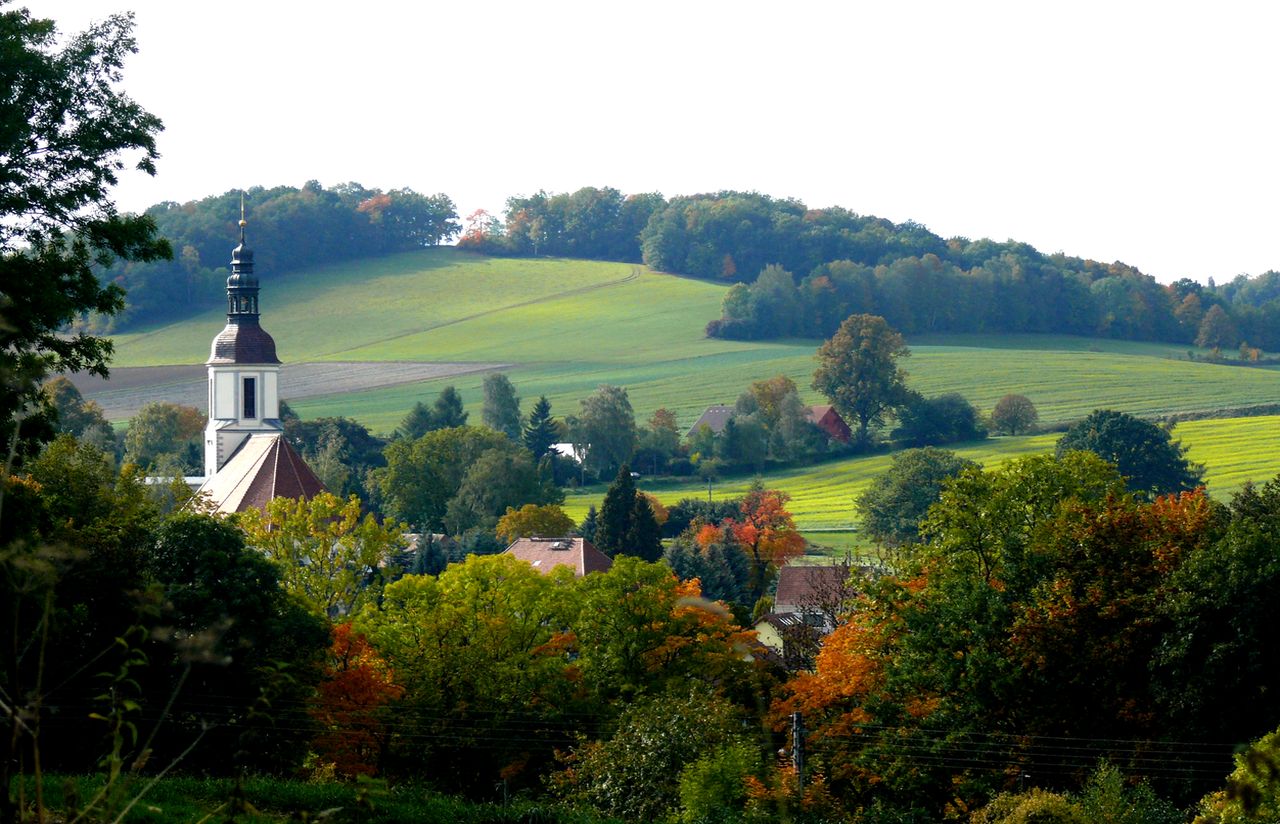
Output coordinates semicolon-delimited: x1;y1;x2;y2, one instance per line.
243;376;257;419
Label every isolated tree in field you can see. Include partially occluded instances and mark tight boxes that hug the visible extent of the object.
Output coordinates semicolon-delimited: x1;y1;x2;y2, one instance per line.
0;7;170;459
990;393;1039;435
523;395;559;459
857;447;978;546
495;503;576;542
891;391;986;447
1056;409;1203;497
238;491;407;617
481;372;521;439
569;384;637;480
811;314;910;446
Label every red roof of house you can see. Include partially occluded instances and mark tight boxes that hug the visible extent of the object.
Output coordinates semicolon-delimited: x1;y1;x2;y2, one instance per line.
774;564;853;610
196;433;327;514
503;537;612;577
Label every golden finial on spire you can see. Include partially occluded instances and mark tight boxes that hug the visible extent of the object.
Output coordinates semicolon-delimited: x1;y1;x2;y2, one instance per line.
238;192;247;243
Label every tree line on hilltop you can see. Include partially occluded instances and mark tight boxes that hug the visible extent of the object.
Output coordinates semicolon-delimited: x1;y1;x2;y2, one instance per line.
90;182;459;330
463;187;1280;352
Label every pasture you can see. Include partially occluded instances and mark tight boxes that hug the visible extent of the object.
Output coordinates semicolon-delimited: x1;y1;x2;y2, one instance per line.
563;417;1280;533
95;249;1280;532
104;249;1280;436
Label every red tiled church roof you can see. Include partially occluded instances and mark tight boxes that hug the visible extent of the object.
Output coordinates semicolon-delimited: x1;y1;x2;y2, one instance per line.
195;433;326;514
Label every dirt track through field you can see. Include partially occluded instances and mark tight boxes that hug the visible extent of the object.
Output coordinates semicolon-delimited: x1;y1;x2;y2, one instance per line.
70;361;511;420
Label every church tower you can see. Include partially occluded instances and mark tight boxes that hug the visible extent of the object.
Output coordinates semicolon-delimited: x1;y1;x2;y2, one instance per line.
202;201;283;478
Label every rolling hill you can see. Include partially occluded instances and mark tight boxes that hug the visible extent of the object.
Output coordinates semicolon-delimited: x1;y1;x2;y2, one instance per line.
98;248;1280;530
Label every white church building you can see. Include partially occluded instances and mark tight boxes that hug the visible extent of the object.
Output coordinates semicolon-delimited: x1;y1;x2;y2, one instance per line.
192;214;326;514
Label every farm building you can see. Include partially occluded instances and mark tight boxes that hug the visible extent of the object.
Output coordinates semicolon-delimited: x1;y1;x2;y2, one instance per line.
503;537;612;577
804;404;852;443
684;404;734;439
773;563;861;633
193;214;326;514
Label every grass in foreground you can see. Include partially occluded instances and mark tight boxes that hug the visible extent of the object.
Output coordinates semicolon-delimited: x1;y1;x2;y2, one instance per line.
24;774;614;824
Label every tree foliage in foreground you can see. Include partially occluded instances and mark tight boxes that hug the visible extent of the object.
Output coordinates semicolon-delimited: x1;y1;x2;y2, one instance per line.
0;5;170;459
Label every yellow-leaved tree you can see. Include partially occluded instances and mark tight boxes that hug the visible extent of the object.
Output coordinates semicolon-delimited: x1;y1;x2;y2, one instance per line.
238;492;406;617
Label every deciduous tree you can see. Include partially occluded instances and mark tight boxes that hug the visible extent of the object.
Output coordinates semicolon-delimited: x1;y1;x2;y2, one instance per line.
238;491;407;617
481;372;521;440
811;314;910;446
495;503;577;542
569;384;637;480
990;393;1039;435
0;6;170;459
857;447;978;547
1057;409;1203;497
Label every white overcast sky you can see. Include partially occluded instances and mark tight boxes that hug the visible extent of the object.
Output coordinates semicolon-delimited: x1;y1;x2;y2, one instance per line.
25;0;1280;285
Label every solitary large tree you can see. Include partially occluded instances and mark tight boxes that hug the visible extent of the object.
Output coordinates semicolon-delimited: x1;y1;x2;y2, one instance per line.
0;7;170;457
811;314;910;447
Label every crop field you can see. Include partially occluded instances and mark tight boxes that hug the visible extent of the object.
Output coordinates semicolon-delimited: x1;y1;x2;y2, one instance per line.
562;417;1280;533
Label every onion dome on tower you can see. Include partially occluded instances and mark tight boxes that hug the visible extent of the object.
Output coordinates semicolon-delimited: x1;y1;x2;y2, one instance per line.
208;211;280;365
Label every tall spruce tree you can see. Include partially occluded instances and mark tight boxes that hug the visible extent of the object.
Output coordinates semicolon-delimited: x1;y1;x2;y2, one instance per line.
626;494;663;562
431;386;468;429
523;395;558;459
595;464;637;556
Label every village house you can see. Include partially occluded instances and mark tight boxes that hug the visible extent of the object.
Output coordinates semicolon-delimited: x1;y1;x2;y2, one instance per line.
503;536;612;577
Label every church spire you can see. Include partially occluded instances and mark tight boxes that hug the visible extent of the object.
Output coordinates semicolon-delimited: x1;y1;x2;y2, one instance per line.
208;193;279;366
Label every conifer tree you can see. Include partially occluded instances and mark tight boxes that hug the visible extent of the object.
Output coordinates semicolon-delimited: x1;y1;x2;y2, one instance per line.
523;395;558;459
595;464;637;556
431;386;468;429
579;505;599;542
626;493;663;562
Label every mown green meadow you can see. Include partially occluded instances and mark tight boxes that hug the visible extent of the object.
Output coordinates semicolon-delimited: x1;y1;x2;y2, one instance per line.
110;249;1280;435
564;416;1280;535
105;249;1280;530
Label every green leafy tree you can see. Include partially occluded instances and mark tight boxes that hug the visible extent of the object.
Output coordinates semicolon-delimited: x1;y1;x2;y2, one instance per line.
377;425;513;531
146;512;329;774
857;447;978;546
991;393;1039;435
0;6;170;460
811;314;911;446
481;372;521;439
1057;409;1204;497
552;688;747;823
122;401;205;472
495;503;576;542
569;384;637;480
41;376;109;437
238;491;407;617
355;554;578;793
522;395;559;459
443;446;563;534
891;391;986;447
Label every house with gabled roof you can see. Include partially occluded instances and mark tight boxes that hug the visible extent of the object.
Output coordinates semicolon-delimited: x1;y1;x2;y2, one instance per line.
503;537;612;577
685;404;734;439
804;405;852;443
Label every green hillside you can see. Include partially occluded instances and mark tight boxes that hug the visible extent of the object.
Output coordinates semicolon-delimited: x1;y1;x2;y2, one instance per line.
104;249;1280;529
111;249;1279;434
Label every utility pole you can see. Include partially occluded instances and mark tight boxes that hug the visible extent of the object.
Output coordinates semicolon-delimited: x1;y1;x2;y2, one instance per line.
791;711;805;788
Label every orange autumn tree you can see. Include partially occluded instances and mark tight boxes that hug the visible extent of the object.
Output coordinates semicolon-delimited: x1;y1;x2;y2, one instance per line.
311;622;404;777
702;482;806;605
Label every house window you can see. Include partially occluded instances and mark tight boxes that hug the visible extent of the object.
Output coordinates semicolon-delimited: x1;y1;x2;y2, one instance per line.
243;377;256;419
